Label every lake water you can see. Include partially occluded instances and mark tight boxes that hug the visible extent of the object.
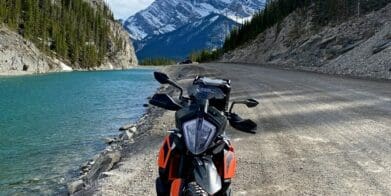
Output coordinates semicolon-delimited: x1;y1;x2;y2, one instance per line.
0;69;158;195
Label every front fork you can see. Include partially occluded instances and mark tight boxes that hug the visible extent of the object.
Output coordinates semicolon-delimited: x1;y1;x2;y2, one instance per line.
156;134;236;195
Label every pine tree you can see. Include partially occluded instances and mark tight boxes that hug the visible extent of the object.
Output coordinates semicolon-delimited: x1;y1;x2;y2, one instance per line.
0;0;122;68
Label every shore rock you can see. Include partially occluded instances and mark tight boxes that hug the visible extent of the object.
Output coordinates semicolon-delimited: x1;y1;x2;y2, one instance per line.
129;126;137;134
120;130;134;140
83;151;121;184
67;180;85;195
104;137;116;145
119;123;135;131
101;172;118;178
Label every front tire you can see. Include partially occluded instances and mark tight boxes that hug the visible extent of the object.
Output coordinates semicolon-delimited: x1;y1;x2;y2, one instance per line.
223;187;232;196
183;182;232;196
156;177;169;196
184;182;208;196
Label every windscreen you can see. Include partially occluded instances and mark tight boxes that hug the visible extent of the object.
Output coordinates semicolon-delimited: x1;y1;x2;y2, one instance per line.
188;85;225;101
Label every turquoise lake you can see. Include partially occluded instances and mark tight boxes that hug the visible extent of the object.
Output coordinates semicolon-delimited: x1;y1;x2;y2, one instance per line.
0;69;158;195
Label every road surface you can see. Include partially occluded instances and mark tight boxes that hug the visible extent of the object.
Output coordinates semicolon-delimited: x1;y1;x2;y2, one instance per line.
84;63;391;195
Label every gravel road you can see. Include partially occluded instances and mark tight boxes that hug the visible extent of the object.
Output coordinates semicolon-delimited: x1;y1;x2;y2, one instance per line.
84;63;391;195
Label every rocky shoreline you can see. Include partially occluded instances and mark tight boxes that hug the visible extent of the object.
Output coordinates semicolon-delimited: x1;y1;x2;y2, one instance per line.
67;85;170;195
67;106;161;194
66;65;206;195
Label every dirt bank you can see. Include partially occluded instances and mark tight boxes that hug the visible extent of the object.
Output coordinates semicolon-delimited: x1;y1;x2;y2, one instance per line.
221;4;391;80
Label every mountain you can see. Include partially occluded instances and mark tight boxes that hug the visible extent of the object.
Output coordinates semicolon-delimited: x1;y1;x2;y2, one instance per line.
124;0;266;40
123;0;266;60
136;13;238;59
0;0;137;75
88;0;138;68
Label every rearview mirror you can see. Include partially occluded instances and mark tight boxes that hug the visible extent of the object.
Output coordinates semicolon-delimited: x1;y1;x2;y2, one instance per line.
229;98;259;113
153;72;184;99
229;113;257;134
245;98;259;108
149;93;182;111
154;72;170;84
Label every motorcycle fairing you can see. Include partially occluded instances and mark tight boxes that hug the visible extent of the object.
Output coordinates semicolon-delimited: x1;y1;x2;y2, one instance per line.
224;148;236;179
158;136;175;169
175;106;227;138
158;135;182;181
170;178;184;196
193;157;222;195
168;154;180;180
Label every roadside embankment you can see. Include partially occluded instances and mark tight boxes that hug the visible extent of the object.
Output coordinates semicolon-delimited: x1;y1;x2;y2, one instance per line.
221;3;391;80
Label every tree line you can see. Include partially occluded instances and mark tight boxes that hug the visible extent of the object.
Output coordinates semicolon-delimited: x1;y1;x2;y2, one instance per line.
189;49;222;63
139;57;176;66
192;0;390;62
0;0;124;68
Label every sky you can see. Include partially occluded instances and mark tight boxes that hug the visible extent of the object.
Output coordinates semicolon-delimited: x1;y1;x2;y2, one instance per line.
106;0;155;20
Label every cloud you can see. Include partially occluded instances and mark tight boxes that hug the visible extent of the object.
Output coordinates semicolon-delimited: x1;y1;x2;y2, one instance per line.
106;0;155;20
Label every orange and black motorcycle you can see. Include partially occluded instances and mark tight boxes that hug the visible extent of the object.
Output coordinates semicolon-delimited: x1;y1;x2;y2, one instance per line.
149;72;258;196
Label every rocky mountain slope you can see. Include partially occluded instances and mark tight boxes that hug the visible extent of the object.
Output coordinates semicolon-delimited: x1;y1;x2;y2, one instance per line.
124;0;265;60
221;3;391;80
89;0;138;69
136;13;237;59
0;26;68;75
102;19;138;69
0;0;138;75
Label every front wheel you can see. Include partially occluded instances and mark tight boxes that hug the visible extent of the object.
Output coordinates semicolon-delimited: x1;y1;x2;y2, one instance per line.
156;177;169;196
183;182;232;196
183;182;208;196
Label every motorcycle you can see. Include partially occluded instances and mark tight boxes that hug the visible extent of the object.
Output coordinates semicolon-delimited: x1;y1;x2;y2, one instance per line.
149;71;259;196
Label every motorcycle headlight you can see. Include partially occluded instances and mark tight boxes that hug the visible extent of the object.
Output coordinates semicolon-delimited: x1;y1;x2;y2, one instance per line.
183;118;216;155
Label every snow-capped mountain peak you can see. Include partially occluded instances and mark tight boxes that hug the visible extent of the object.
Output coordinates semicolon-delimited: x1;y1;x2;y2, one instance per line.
124;0;266;40
134;13;239;59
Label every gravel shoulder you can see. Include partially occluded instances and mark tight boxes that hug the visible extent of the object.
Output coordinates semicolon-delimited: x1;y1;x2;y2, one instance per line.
77;63;391;195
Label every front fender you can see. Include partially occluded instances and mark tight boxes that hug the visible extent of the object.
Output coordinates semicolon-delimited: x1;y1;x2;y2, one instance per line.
193;157;222;195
